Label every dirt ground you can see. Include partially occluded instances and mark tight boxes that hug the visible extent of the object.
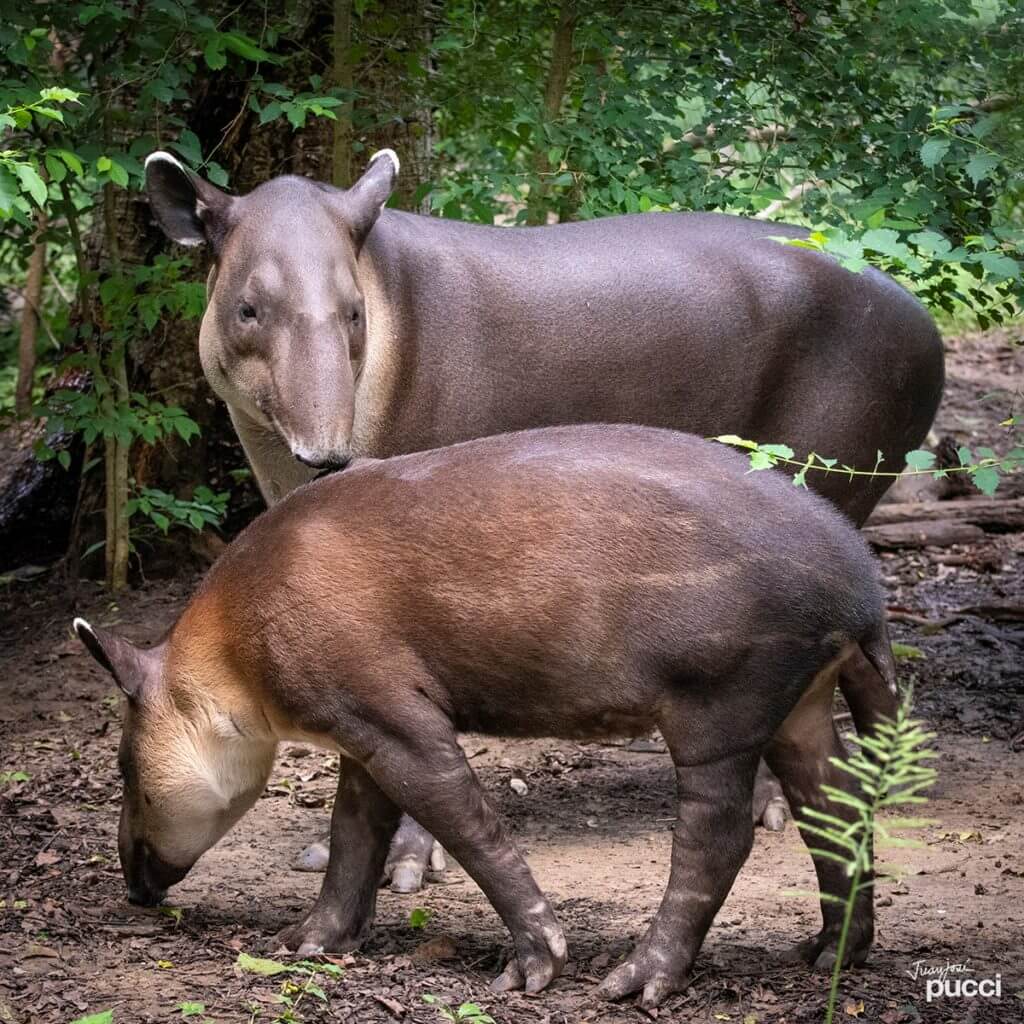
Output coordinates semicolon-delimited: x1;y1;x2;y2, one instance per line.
1;329;1022;1024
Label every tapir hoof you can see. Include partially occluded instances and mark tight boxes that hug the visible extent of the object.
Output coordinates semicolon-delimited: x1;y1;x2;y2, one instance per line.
293;838;330;872
489;924;568;996
790;923;873;971
275;913;368;957
752;762;789;831
597;952;689;1009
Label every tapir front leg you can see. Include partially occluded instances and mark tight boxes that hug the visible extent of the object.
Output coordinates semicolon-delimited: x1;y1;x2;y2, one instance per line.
320;702;566;993
278;757;401;955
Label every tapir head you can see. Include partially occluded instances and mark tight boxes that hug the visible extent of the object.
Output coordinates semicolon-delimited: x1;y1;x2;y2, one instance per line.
144;149;400;470
73;618;275;906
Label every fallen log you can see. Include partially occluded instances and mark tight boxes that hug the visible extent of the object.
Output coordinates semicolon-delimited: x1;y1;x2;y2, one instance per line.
868;496;1024;532
863;519;987;549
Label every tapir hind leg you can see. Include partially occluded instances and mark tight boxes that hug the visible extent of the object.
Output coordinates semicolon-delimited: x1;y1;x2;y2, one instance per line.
763;663;875;970
598;734;759;1009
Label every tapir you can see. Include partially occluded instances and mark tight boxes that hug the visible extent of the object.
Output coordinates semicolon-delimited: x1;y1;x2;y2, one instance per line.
74;426;899;1009
144;148;942;889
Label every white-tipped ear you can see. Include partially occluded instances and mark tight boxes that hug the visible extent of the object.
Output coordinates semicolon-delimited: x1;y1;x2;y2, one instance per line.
145;149;236;249
144;150;187;174
73;617;95;642
369;148;400;176
72;618;162;699
341;149;400;249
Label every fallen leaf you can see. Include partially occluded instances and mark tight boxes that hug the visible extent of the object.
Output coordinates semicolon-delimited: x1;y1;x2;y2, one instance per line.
411;934;458;962
236;951;292;975
373;994;406;1017
34;850;60;867
21;943;59;960
844;998;865;1017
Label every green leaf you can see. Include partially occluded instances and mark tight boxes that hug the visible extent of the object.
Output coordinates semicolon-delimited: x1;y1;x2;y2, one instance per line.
759;443;795;459
236;951;292;975
904;449;936;471
977;252;1019;282
15;164;47;206
970;466;1000;496
204;37;227;70
965;151;999;186
56;149;84;176
749;450;776;470
71;1013;114;1024
909;230;951;256
222;32;279;63
713;434;758;450
105;159;129;188
57;450;71;470
919;138;950;168
178;1001;204;1017
892;643;925;661
44;154;67;183
0;167;19;213
408;907;432;929
258;101;283;125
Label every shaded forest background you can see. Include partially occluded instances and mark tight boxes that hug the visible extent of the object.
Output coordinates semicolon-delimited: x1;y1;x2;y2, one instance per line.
0;0;1021;589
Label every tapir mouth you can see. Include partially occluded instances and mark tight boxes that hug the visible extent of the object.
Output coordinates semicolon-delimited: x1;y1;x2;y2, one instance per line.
124;842;190;907
295;452;352;474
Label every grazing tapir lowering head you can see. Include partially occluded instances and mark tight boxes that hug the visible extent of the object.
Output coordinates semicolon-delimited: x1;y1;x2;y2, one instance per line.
143;148;400;472
72;617;277;906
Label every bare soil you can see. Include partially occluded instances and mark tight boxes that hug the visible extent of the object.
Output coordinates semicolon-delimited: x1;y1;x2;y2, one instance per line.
2;328;1022;1024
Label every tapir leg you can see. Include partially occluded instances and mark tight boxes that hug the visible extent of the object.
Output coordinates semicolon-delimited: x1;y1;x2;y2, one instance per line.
763;667;875;970
342;707;566;993
294;814;443;894
598;741;759;1008
277;757;401;955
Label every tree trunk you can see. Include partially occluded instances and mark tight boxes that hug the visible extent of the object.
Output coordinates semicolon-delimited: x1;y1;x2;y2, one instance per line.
332;0;354;188
526;1;576;226
15;213;47;419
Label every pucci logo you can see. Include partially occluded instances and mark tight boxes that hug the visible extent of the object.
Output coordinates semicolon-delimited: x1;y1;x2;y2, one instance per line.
905;959;1002;1003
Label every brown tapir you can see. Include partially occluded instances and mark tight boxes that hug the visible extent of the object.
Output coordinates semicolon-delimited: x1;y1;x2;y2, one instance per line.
143;148;940;889
74;425;898;1008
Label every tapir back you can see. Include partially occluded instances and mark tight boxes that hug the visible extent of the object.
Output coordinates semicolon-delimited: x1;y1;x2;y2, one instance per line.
187;426;883;750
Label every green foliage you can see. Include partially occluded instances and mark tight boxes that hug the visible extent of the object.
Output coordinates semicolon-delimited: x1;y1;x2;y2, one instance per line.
0;769;30;784
422;995;496;1024
408;906;433;930
236;952;343;1024
798;691;937;1024
714;432;1024;496
425;1;1022;323
68;1013;113;1024
1;0;1021;584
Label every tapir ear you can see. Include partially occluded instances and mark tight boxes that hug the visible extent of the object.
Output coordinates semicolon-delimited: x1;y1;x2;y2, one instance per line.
144;151;236;249
341;148;399;248
73;618;160;700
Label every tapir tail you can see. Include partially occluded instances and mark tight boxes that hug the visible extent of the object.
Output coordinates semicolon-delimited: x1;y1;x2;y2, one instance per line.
837;617;900;736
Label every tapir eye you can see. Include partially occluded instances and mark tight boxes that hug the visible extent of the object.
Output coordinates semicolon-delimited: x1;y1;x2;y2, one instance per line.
349;309;361;326
239;302;257;324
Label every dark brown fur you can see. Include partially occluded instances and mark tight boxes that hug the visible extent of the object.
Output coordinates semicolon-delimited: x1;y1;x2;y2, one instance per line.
78;425;899;1006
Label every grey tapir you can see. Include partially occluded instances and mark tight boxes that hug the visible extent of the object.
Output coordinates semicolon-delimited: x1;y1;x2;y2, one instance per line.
143;148;942;889
74;425;899;1008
